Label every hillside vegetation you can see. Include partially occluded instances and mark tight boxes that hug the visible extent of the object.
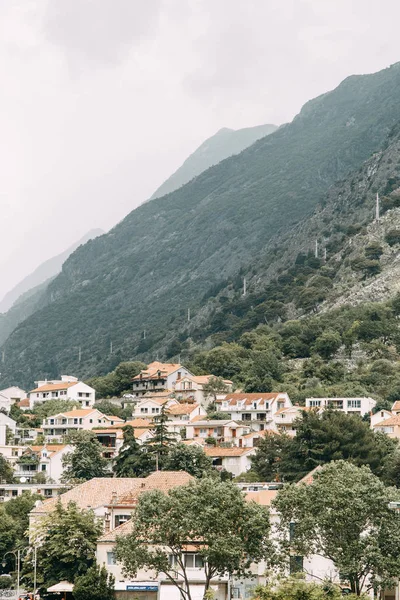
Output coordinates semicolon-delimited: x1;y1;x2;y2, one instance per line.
150;123;278;199
4;63;400;387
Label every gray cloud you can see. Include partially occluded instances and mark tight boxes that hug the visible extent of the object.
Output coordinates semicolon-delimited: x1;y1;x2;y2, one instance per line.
1;0;400;300
43;0;162;65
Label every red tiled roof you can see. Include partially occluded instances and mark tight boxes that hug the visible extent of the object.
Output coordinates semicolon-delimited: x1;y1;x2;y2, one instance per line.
168;403;199;415
30;382;78;393
204;447;254;457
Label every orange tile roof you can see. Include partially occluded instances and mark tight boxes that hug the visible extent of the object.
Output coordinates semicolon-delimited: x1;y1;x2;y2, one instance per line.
245;490;278;506
29;444;67;454
105;415;124;421
168;403;199;415
374;415;400;427
17;398;30;407
204;447;255;457
142;390;174;398
297;465;323;486
241;429;279;439
31;477;140;514
98;518;133;542
109;418;151;429
224;393;285;406
190;415;207;423
110;471;194;506
60;409;97;417
392;401;400;411
133;362;183;380
30;382;78;393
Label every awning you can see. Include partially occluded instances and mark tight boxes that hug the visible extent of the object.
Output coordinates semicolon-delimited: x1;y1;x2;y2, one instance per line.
47;581;74;593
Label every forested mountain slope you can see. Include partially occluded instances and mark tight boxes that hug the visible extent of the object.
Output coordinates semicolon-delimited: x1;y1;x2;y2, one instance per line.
150;123;278;199
4;62;400;388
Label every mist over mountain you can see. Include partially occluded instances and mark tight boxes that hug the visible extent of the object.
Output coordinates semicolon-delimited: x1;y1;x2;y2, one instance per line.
0;228;104;313
150;124;278;199
3;63;400;387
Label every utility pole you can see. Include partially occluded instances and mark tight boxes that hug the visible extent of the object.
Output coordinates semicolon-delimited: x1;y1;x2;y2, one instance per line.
1;350;4;364
143;330;146;340
376;192;380;223
33;546;37;594
187;308;191;322
324;247;327;261
315;239;319;259
110;340;113;355
243;277;247;296
78;346;81;362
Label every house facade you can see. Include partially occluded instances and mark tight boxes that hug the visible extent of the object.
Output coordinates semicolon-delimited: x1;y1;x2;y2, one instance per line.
29;376;96;408
132;362;192;397
216;393;293;431
305;396;376;417
185;419;251;444
13;444;73;483
133;397;178;419
174;375;233;407
42;409;123;442
204;446;256;476
0;386;26;412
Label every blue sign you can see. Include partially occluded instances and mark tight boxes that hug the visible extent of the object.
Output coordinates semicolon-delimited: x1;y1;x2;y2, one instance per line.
126;586;158;592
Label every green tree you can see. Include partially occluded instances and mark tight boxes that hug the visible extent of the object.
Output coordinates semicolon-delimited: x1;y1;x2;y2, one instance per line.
250;433;292;481
202;376;230;403
312;330;341;360
0;453;14;483
87;361;146;398
74;565;115;600
62;431;109;482
274;461;400;596
385;229;400;246
113;426;152;477
4;492;43;544
116;478;271;600
145;405;178;470
364;243;383;260
0;506;18;559
164;444;213;478
252;577;344;600
36;501;102;588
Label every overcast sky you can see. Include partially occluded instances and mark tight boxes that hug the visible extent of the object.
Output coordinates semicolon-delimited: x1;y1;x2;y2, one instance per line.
1;0;400;300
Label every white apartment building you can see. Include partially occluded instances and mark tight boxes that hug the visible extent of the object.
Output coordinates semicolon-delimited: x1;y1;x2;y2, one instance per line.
216;393;293;431
0;386;26;413
13;444;73;483
42;409;124;442
28;375;96;408
0;482;67;502
132;362;193;397
204;446;256;477
305;397;376;417
133;397;178;419
185;419;251;444
174;375;233;406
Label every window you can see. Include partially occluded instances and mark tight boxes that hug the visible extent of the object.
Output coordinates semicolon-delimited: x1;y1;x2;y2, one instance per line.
12;490;18;497
41;465;47;471
107;552;116;566
256;413;266;421
242;414;251;421
114;515;131;528
152;407;160;414
141;408;148;414
74;419;78;425
309;400;321;407
50;419;54;425
89;419;93;423
252;402;258;410
347;399;361;408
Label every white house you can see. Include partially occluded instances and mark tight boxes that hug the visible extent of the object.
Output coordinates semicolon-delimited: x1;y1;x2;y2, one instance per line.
185;419;251;444
0;412;17;434
216;393;293;431
0;386;27;412
28;375;96;408
305;397;376;417
42;409;124;442
132;362;193;397
133;397;178;419
13;444;73;483
174;375;233;407
204;446;256;477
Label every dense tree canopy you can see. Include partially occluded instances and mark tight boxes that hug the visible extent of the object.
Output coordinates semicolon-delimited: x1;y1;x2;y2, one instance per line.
274;461;400;596
116;478;271;600
62;431;109;482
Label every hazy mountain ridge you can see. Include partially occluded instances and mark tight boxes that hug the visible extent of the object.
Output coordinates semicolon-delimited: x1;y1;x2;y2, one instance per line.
3;63;400;387
150;123;278;199
0;228;105;313
0;229;104;349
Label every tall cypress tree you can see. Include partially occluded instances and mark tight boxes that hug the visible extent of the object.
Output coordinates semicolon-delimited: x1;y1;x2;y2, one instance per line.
145;405;177;470
113;425;152;477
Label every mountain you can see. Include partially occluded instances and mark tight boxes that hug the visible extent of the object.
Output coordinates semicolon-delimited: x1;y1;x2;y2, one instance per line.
3;62;400;388
0;229;104;347
0;229;104;313
150;124;278;199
